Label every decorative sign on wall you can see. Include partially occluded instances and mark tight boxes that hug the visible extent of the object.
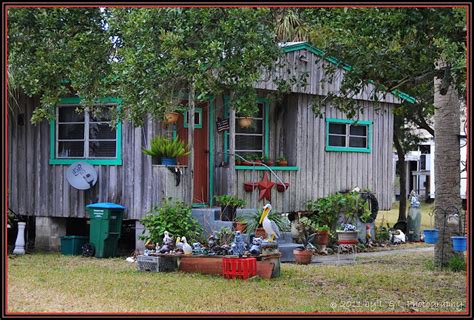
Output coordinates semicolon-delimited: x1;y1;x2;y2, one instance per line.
216;118;230;132
257;172;275;202
66;162;98;190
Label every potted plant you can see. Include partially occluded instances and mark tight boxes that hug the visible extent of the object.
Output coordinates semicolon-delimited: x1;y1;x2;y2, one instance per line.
233;216;248;233
142;135;191;165
336;223;359;242
277;156;288;166
262;156;274;167
139;198;203;245
254;155;264;166
292;221;316;265
315;224;330;246
246;210;288;238
214;195;246;221
238;116;253;128
242;154;254;166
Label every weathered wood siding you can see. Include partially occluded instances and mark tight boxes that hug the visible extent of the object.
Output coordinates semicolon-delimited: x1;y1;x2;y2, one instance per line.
8;95;190;220
255;48;401;104
221;93;394;212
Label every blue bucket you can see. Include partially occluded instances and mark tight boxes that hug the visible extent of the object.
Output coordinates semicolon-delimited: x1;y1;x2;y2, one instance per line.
161;157;177;166
423;229;439;244
451;236;467;252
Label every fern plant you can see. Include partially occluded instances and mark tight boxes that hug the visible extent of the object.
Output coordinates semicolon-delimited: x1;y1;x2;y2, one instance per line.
142;136;191;159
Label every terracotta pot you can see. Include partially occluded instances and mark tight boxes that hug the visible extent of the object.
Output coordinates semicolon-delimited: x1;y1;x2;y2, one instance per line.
255;227;267;238
164;112;180;124
234;222;248;233
263;161;274;167
293;249;313;265
254;160;263;166
277;160;288;166
276;182;289;192
238;117;253;128
315;230;329;245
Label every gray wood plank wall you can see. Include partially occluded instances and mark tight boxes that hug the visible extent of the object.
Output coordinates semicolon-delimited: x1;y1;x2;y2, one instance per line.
224;93;395;212
8;95;190;220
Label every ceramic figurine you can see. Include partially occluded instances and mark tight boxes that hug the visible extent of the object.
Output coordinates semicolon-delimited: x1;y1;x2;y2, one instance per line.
260;204;281;242
175;236;184;253
192;242;204;255
231;231;247;256
249;236;263;255
163;231;172;245
182;236;193;255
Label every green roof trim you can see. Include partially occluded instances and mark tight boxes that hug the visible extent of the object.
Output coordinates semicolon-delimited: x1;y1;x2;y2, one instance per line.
281;42;416;104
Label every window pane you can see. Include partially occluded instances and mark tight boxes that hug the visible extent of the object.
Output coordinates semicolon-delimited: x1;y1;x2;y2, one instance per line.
329;123;346;134
349;137;367;148
89;123;116;139
58;124;84;139
58;106;84;122
58;141;84;158
89;141;116;158
255;103;264;118
350;125;367;136
236;135;263;151
236;119;263;134
329;135;346;147
90;106;114;122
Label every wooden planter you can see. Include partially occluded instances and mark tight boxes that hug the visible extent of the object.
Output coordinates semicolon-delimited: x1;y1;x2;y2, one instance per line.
238;117;253;128
164;112;180;124
336;231;359;242
293;249;313;265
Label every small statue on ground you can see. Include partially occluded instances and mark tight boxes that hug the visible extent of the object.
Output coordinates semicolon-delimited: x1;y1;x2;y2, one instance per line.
249;236;263;255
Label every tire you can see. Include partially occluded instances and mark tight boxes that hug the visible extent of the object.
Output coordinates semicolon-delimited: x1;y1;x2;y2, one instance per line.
359;192;379;223
82;243;95;257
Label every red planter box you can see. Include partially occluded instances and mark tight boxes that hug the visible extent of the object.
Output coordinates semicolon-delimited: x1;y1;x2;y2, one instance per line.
244;182;258;192
276;182;289;192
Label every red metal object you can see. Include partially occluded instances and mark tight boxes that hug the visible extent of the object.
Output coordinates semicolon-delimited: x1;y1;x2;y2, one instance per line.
222;257;257;280
257;172;275;201
243;182;257;192
276;182;289;192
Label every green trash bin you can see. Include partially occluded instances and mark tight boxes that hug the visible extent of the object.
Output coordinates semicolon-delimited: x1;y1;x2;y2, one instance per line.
86;202;125;258
60;236;89;255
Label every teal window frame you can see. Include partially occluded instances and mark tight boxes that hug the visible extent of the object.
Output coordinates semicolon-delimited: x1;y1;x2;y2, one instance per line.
49;96;123;165
325;118;372;153
223;96;269;162
183;108;203;129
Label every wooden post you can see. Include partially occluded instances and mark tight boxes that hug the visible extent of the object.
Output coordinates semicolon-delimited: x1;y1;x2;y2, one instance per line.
188;84;195;205
228;92;236;195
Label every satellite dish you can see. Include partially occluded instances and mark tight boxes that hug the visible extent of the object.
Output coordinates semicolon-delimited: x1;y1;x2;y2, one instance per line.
66;162;98;190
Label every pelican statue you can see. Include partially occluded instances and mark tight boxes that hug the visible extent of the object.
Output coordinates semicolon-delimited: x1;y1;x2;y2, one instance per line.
259;204;281;242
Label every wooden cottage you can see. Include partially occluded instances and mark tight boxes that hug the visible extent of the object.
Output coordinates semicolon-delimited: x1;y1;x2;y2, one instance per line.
8;42;413;251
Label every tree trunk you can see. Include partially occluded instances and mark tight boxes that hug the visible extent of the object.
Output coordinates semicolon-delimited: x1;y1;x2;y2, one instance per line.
187;83;195;205
394;131;407;222
228;92;236;195
433;61;462;267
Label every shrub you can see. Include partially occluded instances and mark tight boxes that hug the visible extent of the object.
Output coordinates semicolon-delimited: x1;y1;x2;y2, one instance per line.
142;136;190;159
447;256;466;272
214;195;246;208
139;198;203;244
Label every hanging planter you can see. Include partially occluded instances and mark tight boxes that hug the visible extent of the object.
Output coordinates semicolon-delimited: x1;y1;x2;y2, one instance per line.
164;112;180;124
451;236;466;252
244;182;258;192
276;182;289;192
238;117;253;128
423;229;439;244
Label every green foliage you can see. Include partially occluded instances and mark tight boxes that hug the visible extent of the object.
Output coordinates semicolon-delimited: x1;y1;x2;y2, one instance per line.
139;198;203;244
142;136;190;159
295;217;317;249
216;227;234;246
233;215;248;223
214;195;246;208
277;156;287;162
447;256;466;273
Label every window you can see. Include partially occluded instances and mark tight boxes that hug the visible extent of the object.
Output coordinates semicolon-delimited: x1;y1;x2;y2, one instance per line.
326;118;372;153
223;97;269;162
50;97;122;165
184;108;203;129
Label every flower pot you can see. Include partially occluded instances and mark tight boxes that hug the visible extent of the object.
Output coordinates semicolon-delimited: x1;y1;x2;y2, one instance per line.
276;182;289;192
451;236;466;252
277;160;288;166
238;117;253;128
164;112;180;124
336;231;359;242
221;206;237;221
244;182;257;192
161;157;177;166
423;229;438;244
254;160;263;166
315;230;329;246
264;161;274;167
255;227;266;238
234;222;248;233
293;249;313;265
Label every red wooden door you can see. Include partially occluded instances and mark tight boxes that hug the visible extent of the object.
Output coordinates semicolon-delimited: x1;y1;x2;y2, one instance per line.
176;101;209;204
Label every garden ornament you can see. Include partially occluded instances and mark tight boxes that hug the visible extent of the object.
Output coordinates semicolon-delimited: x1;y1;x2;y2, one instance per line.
163;231;172;245
390;229;406;244
230;231;247;256
409;191;420;208
181;236;193;255
249;236;263;255
260;204;281;242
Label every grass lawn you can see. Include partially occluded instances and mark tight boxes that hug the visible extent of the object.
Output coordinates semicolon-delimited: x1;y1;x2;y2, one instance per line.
7;250;466;314
376;201;435;231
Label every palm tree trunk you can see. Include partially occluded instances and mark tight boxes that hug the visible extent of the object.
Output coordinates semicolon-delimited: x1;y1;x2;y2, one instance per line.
433;61;462;267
